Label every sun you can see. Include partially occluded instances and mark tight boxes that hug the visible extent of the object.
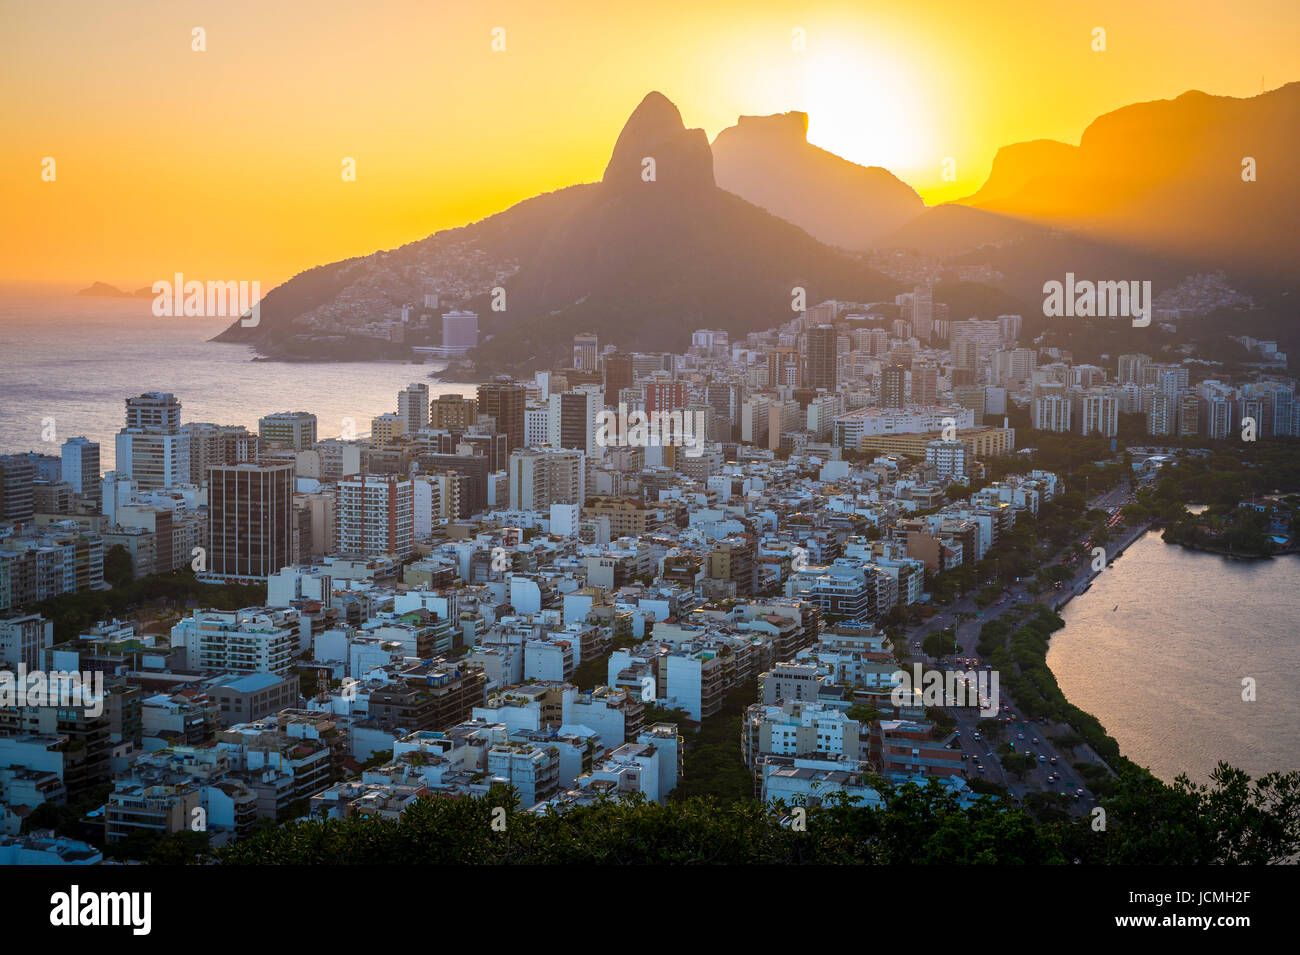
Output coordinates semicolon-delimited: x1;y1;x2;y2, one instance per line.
798;46;933;178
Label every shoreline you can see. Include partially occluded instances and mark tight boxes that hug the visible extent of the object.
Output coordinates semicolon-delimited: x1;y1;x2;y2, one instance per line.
1049;519;1153;615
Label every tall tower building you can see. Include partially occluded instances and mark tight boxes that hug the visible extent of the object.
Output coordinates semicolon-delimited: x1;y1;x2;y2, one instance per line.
603;353;634;408
206;463;294;579
398;383;430;434
335;473;414;560
0;455;36;522
572;333;600;372
950;339;979;373
805;324;838;391
508;448;585;511
912;285;934;342
258;411;318;451
124;392;181;431
431;393;479;431
912;364;939;406
117;393;189;490
478;381;527;451
548;390;599;455
644;381;689;416
60;437;101;508
881;363;907;410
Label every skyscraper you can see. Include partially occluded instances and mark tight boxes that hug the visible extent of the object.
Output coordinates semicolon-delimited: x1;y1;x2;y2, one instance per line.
336;473;414;559
478;380;527;451
60;437;101;508
805;324;838;390
508;448;585;511
117;393;189;490
603;353;634;408
548;389;599;455
912;285;934;342
572;333;599;372
881;363;907;410
397;383;430;434
206;463;294;579
431;393;479;431
644;380;689;416
440;310;479;354
912;364;939;406
0;455;36;522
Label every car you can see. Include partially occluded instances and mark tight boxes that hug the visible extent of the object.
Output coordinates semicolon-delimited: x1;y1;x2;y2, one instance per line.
1049;756;1058;765
1031;738;1039;744
1038;755;1047;762
972;733;982;741
976;765;985;773
1017;733;1024;740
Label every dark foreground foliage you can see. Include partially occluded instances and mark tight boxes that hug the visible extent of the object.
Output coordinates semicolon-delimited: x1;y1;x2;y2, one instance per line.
215;765;1300;865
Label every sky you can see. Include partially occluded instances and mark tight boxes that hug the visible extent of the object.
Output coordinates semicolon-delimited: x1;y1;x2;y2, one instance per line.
2;0;1296;290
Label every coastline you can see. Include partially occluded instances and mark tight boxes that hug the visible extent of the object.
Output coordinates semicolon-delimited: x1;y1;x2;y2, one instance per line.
1049;519;1153;614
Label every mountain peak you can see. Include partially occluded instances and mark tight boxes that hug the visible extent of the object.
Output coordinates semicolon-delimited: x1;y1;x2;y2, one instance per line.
711;110;924;249
602;91;715;191
733;111;810;143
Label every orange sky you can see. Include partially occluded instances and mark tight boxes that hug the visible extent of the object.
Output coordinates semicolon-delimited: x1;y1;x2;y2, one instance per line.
3;0;1296;289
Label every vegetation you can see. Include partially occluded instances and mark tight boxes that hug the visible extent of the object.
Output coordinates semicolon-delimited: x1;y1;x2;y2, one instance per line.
210;764;1300;865
23;568;267;642
669;679;757;804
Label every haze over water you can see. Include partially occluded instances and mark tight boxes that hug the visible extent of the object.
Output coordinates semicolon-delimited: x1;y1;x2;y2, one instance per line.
0;294;476;471
1047;529;1300;784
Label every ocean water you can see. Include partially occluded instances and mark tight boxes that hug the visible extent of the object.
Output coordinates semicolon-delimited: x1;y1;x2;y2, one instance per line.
1046;528;1300;784
0;293;477;470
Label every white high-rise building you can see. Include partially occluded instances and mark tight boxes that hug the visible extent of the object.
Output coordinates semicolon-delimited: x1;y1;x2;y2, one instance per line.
524;406;551;447
115;430;190;490
925;440;968;481
1075;391;1119;438
60;437;101;506
117;393;189;490
124;392;181;431
508;448;585;511
398;383;430;434
1033;395;1072;433
335;474;414;559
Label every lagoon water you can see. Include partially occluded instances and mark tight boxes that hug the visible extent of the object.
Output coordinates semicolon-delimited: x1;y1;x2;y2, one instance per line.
1046;528;1300;784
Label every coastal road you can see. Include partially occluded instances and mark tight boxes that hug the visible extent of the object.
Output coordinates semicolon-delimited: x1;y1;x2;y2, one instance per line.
907;483;1139;808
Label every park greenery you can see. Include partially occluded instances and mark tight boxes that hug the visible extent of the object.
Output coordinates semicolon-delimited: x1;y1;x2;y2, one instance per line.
24;567;268;642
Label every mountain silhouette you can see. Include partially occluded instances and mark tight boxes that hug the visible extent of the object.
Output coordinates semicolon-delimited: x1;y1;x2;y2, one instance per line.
943;84;1300;278
712;110;924;249
216;92;895;371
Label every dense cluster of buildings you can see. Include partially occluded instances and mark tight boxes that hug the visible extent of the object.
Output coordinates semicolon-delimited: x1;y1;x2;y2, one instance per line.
2;288;1289;860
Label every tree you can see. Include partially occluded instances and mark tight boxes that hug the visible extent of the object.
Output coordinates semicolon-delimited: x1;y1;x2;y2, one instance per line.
104;544;134;588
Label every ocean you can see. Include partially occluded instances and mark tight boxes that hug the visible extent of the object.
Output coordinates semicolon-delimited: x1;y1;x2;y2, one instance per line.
0;292;478;470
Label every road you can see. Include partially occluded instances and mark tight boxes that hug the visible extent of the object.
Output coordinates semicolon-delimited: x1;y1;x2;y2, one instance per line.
904;480;1142;811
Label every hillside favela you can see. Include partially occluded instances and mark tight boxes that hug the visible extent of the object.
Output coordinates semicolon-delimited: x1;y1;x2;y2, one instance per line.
1;0;1297;931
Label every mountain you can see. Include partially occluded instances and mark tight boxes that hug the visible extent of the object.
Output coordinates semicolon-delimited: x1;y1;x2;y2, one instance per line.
711;111;924;249
951;84;1300;278
216;92;896;370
